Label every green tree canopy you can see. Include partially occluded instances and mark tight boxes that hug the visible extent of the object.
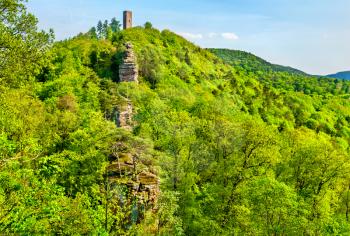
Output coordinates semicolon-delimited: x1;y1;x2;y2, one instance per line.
0;0;53;87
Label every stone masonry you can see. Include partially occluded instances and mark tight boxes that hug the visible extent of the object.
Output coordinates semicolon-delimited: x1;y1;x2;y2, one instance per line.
123;11;132;29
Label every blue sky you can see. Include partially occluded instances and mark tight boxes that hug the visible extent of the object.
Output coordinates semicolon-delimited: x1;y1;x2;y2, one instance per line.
27;0;350;75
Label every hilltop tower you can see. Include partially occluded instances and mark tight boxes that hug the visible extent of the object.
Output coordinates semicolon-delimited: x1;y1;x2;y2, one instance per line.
123;11;132;29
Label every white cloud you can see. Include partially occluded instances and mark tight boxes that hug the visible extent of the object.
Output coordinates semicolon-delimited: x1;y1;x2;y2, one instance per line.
177;32;239;42
221;32;239;40
178;32;203;40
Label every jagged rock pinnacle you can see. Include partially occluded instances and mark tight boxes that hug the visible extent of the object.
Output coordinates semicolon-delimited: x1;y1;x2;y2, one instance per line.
119;42;138;83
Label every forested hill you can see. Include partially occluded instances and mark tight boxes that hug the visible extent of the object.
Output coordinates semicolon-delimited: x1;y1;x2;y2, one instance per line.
327;71;350;80
209;48;307;75
3;1;350;235
211;48;350;95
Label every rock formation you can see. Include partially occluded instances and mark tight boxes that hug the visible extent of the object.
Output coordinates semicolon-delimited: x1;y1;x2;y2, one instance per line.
116;100;133;130
108;142;160;213
110;41;159;222
119;42;138;83
117;43;138;128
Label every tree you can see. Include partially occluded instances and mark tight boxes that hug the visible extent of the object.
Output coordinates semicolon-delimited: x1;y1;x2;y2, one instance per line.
103;20;109;39
241;177;304;234
110;17;121;33
88;27;97;39
0;0;53;87
144;21;153;29
97;20;103;39
279;128;350;230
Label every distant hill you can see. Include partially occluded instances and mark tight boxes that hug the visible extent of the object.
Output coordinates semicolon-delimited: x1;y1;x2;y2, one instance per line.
209;48;308;75
209;48;350;95
327;71;350;80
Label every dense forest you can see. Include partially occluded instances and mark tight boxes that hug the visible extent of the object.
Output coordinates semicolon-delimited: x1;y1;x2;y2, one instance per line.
2;0;350;235
209;48;308;76
327;71;350;81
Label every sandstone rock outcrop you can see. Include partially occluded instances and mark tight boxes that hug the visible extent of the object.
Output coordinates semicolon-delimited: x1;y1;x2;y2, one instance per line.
109;47;159;222
108;150;160;209
116;100;133;130
119;42;138;83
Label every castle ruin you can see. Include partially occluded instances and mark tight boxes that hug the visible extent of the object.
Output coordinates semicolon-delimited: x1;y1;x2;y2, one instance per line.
123;11;132;29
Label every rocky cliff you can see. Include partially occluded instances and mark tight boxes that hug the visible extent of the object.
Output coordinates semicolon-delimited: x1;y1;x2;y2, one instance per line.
119;42;138;83
116;100;133;131
107;46;159;223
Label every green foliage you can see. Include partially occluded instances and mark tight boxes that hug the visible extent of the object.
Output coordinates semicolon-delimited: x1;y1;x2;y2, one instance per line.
210;48;307;75
241;177;304;234
212;48;350;138
211;48;350;96
144;21;153;29
115;27;350;235
2;2;350;235
97;20;103;38
92;18;121;40
0;0;53;87
87;26;97;39
110;17;121;33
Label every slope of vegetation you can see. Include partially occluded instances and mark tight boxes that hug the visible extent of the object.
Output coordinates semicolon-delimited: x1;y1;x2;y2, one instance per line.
327;71;350;80
211;48;350;96
209;48;307;75
2;1;350;235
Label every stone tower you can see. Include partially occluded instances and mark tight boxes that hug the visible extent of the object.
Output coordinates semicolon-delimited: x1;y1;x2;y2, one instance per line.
123;11;132;29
